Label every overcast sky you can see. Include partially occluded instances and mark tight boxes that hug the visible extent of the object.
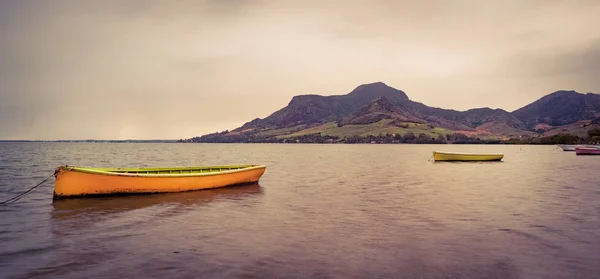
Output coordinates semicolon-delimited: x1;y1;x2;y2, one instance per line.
1;0;599;140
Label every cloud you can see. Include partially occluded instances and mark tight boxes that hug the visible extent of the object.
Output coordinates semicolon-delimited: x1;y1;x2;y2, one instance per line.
504;38;600;79
1;0;599;139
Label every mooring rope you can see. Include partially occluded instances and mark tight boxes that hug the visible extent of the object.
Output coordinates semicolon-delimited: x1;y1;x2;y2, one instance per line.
0;170;57;205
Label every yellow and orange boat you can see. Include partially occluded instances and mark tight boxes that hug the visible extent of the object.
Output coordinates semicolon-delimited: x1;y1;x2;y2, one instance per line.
432;151;504;162
53;165;266;199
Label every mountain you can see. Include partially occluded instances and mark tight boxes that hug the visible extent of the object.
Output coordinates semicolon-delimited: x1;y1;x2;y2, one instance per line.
235;82;410;131
513;90;600;130
236;82;483;132
190;83;600;143
339;97;425;126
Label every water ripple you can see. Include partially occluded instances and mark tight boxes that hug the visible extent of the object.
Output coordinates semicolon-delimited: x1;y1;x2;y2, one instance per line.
0;143;599;278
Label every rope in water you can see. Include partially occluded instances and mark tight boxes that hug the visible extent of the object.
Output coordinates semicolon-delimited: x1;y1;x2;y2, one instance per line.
0;170;57;205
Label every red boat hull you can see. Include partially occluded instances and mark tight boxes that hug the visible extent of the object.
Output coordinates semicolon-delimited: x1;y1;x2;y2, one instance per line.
576;147;600;155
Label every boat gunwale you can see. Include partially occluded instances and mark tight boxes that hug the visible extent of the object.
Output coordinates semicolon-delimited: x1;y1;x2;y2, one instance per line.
575;147;600;151
58;165;267;178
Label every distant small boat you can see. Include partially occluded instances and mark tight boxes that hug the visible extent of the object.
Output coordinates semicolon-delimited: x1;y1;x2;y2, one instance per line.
575;147;600;156
559;144;600;151
558;145;578;151
432;151;504;162
53;165;267;199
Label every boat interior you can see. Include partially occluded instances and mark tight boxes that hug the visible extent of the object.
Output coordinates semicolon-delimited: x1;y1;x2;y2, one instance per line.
73;165;258;175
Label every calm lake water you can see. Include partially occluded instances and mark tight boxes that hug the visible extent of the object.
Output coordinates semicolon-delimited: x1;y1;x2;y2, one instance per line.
0;143;599;279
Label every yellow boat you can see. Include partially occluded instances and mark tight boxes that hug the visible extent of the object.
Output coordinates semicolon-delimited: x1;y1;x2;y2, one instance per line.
432;151;504;162
53;165;266;199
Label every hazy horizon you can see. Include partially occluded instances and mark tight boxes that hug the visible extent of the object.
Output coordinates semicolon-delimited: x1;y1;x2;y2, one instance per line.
2;0;599;140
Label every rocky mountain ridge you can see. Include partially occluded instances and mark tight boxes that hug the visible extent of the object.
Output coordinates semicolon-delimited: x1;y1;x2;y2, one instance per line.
191;82;600;142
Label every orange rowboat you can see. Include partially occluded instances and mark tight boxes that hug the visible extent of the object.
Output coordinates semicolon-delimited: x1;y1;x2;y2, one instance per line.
53;165;267;199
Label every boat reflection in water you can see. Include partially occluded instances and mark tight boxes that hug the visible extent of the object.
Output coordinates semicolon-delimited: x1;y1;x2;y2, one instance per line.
51;182;263;221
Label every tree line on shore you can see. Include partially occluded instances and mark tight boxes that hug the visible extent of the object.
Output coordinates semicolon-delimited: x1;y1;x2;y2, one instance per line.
180;128;600;144
505;128;600;145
